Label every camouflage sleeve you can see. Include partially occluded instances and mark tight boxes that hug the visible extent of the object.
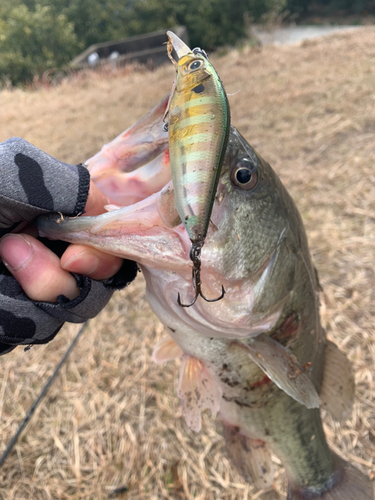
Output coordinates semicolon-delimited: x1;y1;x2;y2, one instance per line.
0;137;90;233
0;138;138;355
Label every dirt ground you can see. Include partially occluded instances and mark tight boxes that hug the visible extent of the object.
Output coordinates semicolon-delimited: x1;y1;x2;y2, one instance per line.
0;27;374;499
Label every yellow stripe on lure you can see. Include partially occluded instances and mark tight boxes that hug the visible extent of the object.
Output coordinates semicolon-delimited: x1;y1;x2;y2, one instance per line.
165;31;230;307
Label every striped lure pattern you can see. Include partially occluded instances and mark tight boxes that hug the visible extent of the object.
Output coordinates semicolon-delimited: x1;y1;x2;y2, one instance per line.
166;32;230;245
166;32;230;307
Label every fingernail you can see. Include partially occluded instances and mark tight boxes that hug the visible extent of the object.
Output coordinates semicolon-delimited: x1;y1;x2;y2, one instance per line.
0;234;33;271
63;251;100;275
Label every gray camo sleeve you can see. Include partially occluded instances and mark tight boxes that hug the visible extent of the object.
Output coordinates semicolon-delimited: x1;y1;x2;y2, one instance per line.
0;138;138;355
0;137;89;230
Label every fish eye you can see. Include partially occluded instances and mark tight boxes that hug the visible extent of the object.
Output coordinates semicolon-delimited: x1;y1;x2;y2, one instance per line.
231;160;258;190
188;60;202;71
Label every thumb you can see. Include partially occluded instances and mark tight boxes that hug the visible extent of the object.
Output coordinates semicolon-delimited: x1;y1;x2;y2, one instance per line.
0;234;79;302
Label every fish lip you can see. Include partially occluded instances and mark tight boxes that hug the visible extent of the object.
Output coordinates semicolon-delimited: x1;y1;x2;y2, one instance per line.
86;94;169;176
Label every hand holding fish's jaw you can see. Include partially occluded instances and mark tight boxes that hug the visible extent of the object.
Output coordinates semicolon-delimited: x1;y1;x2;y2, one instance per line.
0;181;122;303
37;188;290;340
38;124;296;326
37;191;192;273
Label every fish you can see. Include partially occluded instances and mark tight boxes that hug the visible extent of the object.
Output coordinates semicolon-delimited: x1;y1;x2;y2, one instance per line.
86;94;170;206
165;31;230;306
37;110;373;499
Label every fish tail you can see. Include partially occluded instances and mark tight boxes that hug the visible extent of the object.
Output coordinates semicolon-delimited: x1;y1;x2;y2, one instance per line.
287;456;374;500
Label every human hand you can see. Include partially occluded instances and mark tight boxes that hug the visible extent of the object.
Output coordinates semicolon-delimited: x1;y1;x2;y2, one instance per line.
0;181;122;302
0;138;137;354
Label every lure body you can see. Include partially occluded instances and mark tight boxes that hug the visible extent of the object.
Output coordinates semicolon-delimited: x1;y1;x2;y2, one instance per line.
166;32;230;245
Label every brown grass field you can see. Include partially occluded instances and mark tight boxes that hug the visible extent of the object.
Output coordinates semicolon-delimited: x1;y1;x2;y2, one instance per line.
0;27;374;499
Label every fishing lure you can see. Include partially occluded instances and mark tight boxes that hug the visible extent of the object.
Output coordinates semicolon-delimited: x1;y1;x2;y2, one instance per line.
165;31;230;307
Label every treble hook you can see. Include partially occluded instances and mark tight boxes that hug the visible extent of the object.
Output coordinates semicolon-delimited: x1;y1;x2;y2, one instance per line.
177;243;226;308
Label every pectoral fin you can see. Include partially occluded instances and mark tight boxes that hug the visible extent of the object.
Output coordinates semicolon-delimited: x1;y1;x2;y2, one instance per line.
178;355;222;432
232;335;319;409
152;336;183;364
223;423;274;489
319;341;354;421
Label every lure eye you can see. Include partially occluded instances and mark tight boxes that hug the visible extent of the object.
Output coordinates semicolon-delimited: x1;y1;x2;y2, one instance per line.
188;60;202;71
232;160;258;190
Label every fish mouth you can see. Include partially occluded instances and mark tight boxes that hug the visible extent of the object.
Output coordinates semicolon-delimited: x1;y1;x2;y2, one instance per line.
86;94;169;180
38;189;192;273
92;151;172;207
38;95;289;338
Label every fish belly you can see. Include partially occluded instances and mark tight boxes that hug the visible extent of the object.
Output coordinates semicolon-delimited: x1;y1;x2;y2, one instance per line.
145;268;373;499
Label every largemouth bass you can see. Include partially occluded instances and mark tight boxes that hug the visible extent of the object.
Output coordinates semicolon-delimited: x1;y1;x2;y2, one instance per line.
38;105;374;499
86;95;170;206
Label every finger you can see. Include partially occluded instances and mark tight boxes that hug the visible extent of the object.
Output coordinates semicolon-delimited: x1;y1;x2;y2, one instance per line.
0;234;79;302
61;244;122;280
84;181;110;216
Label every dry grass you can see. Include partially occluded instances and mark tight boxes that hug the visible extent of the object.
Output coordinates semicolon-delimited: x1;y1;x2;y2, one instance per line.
0;27;374;499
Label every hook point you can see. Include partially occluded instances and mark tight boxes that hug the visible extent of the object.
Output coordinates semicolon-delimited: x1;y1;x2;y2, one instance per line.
177;291;198;308
200;285;226;303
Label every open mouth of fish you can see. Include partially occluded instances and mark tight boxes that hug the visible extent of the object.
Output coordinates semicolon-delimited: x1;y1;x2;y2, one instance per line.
38;95;288;341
